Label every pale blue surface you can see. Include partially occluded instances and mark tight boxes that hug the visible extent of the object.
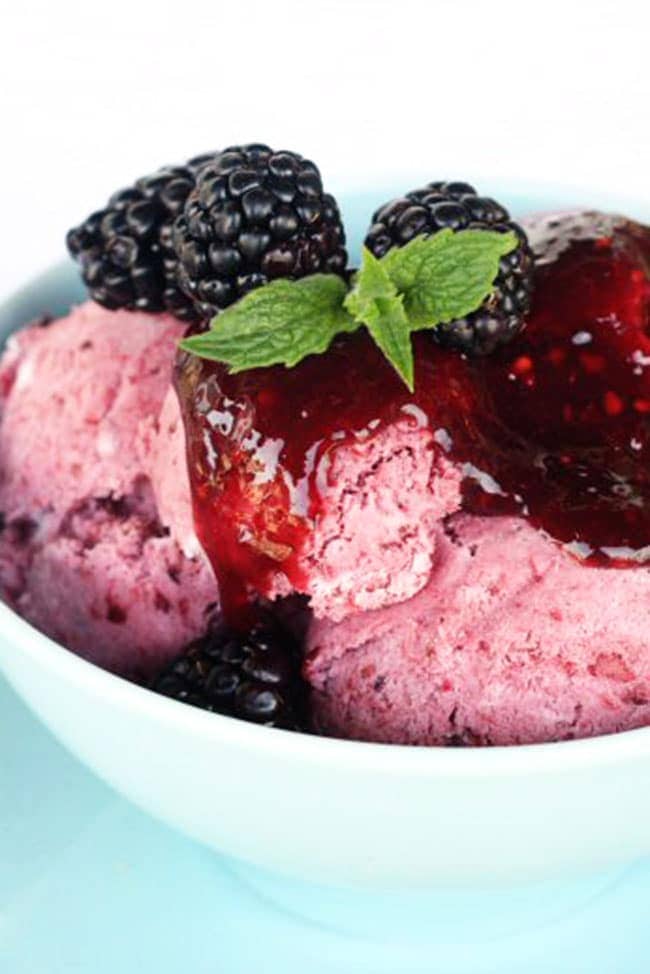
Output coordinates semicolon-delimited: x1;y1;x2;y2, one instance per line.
3;674;650;973
4;189;650;971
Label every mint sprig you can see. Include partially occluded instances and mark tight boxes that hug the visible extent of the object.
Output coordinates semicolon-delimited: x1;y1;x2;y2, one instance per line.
180;275;357;371
180;228;518;388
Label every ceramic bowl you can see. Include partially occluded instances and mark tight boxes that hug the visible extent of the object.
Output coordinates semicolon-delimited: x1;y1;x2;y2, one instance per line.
2;189;650;891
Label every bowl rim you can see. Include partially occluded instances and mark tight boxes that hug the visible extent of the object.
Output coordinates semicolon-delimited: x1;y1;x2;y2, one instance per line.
4;595;650;778
3;247;650;780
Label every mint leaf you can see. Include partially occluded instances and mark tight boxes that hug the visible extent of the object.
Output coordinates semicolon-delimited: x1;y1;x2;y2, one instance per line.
180;274;358;372
381;228;518;328
345;248;414;391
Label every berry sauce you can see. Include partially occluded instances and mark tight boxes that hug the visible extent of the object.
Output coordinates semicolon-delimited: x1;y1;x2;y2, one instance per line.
175;211;650;623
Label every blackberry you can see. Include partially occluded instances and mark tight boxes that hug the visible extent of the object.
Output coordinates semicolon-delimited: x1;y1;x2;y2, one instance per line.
365;181;534;355
172;143;347;321
66;153;217;320
151;621;309;731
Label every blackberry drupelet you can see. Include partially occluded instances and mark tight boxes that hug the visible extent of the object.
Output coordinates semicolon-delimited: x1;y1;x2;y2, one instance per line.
66;153;217;320
151;622;309;731
172;143;347;321
365;181;534;355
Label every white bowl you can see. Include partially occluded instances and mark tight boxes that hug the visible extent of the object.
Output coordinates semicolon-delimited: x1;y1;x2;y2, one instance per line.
2;190;650;891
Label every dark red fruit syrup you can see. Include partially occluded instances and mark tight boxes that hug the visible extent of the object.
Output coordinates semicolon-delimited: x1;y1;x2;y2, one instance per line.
175;210;650;620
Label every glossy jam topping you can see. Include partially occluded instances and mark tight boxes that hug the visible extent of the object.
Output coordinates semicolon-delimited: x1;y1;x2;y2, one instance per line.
175;210;650;620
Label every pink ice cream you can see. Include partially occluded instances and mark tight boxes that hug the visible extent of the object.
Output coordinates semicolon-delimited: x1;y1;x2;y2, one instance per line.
306;514;650;745
0;301;218;677
174;208;650;745
302;211;650;745
177;334;464;625
4;207;650;748
264;421;463;620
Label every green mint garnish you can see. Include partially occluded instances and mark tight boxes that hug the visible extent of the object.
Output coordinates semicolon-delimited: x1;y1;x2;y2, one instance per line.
380;228;518;329
344;247;414;390
180;274;357;371
180;228;518;388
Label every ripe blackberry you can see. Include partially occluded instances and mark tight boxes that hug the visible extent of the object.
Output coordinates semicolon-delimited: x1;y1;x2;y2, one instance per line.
172;143;347;321
66;153;217;320
365;181;534;355
150;622;309;731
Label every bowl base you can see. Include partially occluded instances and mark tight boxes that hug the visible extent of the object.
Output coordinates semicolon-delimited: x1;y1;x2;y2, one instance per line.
225;857;630;945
